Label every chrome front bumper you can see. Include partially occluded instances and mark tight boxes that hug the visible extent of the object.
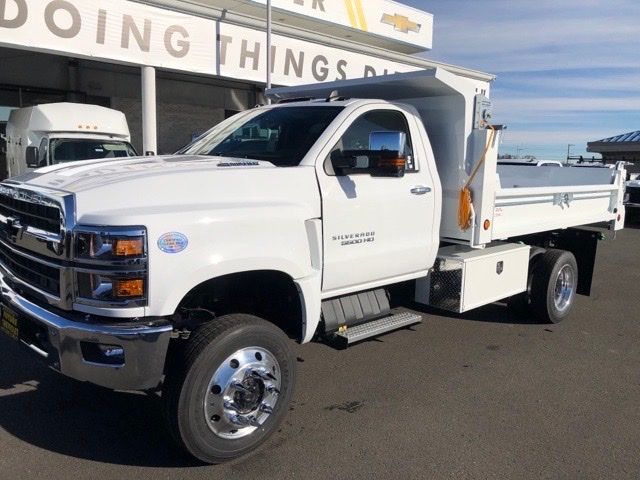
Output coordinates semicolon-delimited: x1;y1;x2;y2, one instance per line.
0;272;173;391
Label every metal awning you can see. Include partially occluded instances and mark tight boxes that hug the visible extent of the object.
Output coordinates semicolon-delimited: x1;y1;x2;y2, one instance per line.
162;0;433;54
588;130;640;153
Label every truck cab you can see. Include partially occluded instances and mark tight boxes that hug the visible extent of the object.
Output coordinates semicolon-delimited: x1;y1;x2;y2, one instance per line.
5;103;137;179
28;134;137;170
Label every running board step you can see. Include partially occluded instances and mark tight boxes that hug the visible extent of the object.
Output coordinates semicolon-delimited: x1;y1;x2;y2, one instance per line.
334;312;422;347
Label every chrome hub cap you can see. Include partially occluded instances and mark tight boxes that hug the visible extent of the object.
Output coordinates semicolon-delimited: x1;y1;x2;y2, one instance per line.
204;347;281;439
554;265;575;313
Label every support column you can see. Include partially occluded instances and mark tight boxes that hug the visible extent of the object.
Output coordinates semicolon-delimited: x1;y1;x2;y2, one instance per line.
141;66;157;156
266;0;272;104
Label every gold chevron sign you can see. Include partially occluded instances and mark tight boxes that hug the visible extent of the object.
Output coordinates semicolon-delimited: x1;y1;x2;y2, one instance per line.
343;0;368;31
381;13;421;34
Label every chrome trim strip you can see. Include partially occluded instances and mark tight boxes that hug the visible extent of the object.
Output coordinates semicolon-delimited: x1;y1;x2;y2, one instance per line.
24;341;49;358
0;237;67;270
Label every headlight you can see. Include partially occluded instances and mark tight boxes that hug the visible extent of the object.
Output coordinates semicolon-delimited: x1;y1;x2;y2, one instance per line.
73;227;148;307
76;272;146;303
75;228;146;261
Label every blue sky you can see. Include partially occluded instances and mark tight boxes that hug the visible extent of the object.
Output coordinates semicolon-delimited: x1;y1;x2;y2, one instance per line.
399;0;640;160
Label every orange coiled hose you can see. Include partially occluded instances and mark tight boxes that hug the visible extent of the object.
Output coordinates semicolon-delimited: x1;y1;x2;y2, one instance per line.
458;125;497;231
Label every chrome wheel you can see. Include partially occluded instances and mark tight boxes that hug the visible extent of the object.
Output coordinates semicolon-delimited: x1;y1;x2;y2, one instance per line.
204;346;281;439
554;264;575;313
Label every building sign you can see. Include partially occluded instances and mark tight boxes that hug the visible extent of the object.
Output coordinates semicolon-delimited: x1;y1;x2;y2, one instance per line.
0;0;421;86
216;0;433;51
0;0;217;73
218;22;418;85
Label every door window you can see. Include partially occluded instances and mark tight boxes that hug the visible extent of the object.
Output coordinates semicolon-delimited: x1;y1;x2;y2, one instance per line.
329;110;416;173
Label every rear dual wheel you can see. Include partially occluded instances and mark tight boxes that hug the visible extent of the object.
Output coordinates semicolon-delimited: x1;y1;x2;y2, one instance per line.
531;249;578;324
163;314;296;464
509;249;578;324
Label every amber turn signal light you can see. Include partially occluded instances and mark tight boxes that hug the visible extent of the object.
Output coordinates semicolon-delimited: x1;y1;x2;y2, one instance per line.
114;238;144;256
114;279;144;298
377;158;406;168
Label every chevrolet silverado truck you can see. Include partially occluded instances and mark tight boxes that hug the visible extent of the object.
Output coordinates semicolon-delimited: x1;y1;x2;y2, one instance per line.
0;70;626;463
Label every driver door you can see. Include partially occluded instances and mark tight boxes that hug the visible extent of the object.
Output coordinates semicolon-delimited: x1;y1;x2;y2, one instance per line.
317;106;438;294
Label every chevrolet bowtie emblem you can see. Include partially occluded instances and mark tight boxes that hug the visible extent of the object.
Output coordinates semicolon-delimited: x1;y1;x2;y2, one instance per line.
381;13;421;34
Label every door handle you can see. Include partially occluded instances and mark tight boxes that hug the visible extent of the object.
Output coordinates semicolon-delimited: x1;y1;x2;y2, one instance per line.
410;186;431;195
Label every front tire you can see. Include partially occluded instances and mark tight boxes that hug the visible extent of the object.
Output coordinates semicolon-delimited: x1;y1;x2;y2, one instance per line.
163;314;296;464
530;249;578;324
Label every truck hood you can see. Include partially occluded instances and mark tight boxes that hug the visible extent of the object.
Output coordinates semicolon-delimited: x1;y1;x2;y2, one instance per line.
10;155;278;193
6;155;320;226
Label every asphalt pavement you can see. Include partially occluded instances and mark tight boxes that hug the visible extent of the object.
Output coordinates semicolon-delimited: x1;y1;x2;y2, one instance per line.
1;219;639;479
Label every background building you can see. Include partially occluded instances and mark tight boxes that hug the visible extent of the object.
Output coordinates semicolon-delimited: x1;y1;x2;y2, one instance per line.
588;130;640;176
0;0;492;160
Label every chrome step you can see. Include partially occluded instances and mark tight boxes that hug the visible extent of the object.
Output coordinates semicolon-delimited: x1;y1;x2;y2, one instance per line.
334;311;422;347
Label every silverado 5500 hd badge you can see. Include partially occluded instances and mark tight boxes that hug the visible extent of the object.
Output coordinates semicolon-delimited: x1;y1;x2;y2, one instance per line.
332;231;376;246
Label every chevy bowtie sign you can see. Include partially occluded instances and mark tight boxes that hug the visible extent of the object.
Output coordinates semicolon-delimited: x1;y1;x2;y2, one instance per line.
0;0;422;85
218;0;433;51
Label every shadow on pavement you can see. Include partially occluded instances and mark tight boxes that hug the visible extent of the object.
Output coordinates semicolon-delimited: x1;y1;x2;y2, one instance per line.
409;302;539;325
0;336;198;468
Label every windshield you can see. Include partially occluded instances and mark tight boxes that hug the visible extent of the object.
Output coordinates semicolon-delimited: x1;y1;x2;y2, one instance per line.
50;139;138;164
179;106;344;167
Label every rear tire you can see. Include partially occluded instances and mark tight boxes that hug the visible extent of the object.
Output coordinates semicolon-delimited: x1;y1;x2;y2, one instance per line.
163;314;296;464
530;249;578;324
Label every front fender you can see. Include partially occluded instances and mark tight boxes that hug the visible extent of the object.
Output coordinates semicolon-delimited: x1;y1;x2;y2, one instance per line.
153;256;311;319
144;204;321;318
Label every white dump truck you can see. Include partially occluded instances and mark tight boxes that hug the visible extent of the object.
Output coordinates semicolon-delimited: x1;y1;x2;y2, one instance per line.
0;69;626;463
3;102;137;179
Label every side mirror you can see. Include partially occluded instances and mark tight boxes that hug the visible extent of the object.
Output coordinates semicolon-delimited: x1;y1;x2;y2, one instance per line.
330;150;358;175
367;131;407;177
369;151;406;178
26;146;39;168
369;131;407;154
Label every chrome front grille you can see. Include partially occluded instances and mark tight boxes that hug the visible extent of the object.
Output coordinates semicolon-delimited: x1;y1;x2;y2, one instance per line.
0;186;62;235
0;241;60;296
0;184;73;308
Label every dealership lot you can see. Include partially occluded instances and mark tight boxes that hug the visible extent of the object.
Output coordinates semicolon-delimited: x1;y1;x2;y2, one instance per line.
1;222;639;479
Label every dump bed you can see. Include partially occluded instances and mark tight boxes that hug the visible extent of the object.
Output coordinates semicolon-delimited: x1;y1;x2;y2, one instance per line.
269;69;626;247
492;163;625;239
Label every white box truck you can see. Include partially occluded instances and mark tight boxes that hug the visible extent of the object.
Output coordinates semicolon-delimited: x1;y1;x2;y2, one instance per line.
0;69;627;463
4;102;137;179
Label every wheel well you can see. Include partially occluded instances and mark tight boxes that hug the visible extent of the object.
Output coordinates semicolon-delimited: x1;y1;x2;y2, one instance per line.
516;228;600;296
175;270;304;341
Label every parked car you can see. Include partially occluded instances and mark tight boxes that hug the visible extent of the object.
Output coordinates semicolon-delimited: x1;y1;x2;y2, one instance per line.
498;159;563;167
